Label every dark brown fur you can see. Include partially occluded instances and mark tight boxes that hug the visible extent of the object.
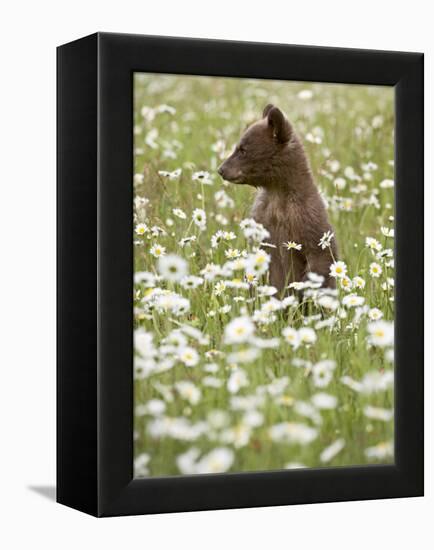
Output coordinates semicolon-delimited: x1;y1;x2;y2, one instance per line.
218;104;338;292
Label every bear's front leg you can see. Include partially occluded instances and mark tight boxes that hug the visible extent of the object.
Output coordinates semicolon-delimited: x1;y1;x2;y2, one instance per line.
267;246;286;293
269;247;306;295
304;248;336;289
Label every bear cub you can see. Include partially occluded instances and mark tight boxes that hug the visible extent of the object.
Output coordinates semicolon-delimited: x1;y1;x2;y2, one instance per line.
218;104;337;292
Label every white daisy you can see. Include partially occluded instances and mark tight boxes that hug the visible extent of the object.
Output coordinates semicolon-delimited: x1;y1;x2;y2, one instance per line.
340;276;353;292
320;439;345;463
134;329;155;358
171;296;191;316
257;285;278;297
223;231;236;242
317;294;339;311
225;249;241;260
363;406;393;422
333;177;346;190
164;330;188;348
227;368;249;393
155;104;176;115
285;462;307;469
307;272;325;285
368;308;383;321
224;316;255;344
157;253;188;282
329;260;347;279
352;276;366;290
282;327;300;348
158;168;182;180
180;275;204;290
145;128;158;149
192;208;206;229
269;422;318;445
381;226;394;238
365;441;393;459
365;237;382;252
192;171;213;185
195;448;234;474
382;277;395;291
149;225;166;237
136;399;166;417
214;281;226;296
134;453;150;477
176;448;201;475
298;89;313;100
284;241;302;251
245;250;271;277
150;243;166;258
245;272;258;286
227;348;260;364
243;410;264;428
311;392;338;410
312;360;336;388
210;230;225;248
379;179;394;189
240;218;270;242
178;235;197;248
134;173;145;185
200;262;221;281
203;376;223;388
172;208;187;219
175;381;201;404
178;346;199;367
249;336;280;349
214;189;235;208
135;223;148;236
367;320;394;347
328;159;340;172
215;213;229;225
298;327;317;345
318;230;334;250
369;262;382;277
342;294;365;308
134;271;157;288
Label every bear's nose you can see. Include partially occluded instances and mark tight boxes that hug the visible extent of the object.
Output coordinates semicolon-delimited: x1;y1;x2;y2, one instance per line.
217;166;224;177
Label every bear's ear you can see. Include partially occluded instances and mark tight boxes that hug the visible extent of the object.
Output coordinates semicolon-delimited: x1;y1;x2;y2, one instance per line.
267;106;292;143
262;104;274;118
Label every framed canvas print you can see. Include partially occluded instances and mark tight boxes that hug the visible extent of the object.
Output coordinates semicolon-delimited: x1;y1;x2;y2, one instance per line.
57;32;424;517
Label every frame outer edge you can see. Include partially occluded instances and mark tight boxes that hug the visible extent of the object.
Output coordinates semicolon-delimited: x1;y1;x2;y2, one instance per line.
90;33;424;516
395;53;424;495
56;33;99;517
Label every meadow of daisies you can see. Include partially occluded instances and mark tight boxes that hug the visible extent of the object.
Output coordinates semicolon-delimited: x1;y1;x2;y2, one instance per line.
132;73;395;477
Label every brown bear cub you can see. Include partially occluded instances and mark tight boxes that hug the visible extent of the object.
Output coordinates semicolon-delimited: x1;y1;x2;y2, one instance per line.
218;104;337;292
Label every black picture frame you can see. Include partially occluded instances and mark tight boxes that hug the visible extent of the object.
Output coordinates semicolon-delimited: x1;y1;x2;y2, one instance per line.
57;32;424;517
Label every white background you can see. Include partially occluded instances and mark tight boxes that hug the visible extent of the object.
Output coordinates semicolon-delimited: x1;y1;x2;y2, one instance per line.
0;1;431;548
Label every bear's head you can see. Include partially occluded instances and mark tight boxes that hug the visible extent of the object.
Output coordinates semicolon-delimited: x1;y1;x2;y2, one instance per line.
217;104;293;188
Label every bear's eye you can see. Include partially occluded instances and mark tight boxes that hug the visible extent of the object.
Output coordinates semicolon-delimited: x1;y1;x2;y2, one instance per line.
239;146;247;155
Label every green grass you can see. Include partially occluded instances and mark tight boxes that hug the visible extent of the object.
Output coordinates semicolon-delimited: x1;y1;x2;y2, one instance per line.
132;74;394;477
